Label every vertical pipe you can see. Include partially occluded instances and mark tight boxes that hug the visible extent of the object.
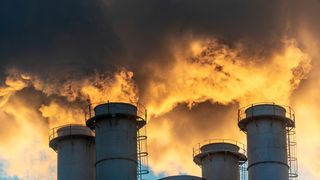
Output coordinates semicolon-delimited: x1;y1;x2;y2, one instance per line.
86;103;146;180
193;142;247;180
49;125;95;180
238;104;295;180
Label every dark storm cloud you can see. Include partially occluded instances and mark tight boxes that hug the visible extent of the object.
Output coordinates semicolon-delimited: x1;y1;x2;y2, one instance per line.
107;0;288;57
0;0;121;77
0;0;293;80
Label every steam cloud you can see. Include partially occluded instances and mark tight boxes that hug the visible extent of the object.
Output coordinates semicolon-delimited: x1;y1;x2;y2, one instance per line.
0;0;320;179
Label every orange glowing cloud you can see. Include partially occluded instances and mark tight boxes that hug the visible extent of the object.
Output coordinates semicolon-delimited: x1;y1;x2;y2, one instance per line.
145;38;311;116
0;97;55;180
0;37;314;179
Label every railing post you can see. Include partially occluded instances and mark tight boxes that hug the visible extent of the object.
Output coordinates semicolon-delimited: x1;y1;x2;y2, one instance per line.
107;100;110;113
289;107;292;119
251;104;254;117
145;109;147;122
272;102;275;116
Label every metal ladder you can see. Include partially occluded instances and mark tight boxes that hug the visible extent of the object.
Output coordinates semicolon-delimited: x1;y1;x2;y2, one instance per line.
287;127;298;179
137;126;149;180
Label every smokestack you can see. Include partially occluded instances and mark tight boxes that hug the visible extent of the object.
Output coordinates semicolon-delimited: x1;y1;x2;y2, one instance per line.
49;124;95;180
238;103;298;180
193;140;247;180
86;102;147;180
159;175;204;180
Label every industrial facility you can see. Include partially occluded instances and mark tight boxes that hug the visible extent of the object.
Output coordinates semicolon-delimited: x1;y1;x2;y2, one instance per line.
49;102;298;180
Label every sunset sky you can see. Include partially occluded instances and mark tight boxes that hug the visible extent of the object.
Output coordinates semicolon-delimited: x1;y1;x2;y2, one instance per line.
0;0;320;179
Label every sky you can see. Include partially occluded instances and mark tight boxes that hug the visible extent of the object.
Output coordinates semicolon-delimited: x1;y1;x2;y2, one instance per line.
0;0;320;179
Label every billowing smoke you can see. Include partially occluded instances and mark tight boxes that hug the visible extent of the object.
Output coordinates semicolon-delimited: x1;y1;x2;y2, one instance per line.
0;0;319;179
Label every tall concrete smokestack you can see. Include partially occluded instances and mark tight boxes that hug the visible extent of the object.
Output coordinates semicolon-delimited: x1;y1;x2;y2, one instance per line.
193;140;247;180
49;124;95;180
86;102;147;180
238;103;297;180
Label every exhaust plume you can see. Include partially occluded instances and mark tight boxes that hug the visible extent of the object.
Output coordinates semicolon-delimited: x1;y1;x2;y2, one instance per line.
0;0;320;179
